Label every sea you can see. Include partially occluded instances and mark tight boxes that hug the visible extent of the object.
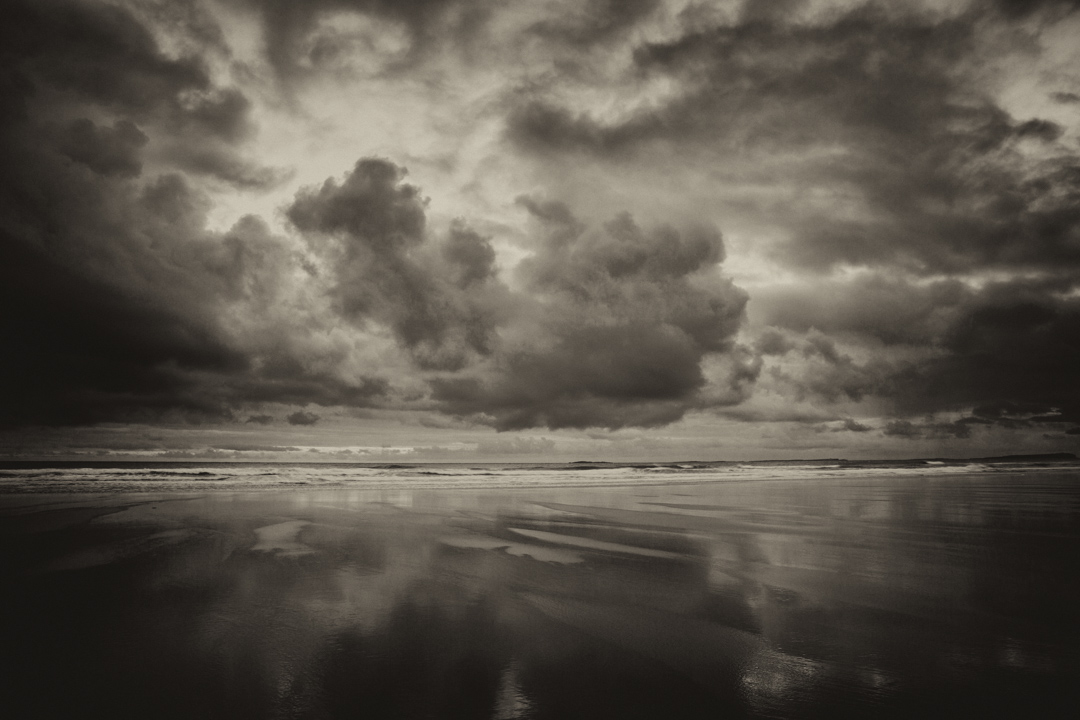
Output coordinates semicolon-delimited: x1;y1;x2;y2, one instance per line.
2;454;1077;493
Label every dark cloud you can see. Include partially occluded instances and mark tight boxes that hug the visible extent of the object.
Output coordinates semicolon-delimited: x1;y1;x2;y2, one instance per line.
755;274;1080;432
992;0;1080;18
891;287;1080;420
1;0;209;113
442;221;497;287
838;418;873;433
178;88;254;143
757;275;970;346
524;0;661;47
1;188;294;424
288;158;427;252
0;173;245;425
720;406;840;424
970;401;1078;425
231;0;493;84
882;420;920;438
1050;91;1080;103
234;0;665;90
129;0;230;54
288;158;509;370
757;329;894;405
284;162;751;430
59;118;148;178
0;0;284;188
754;328;797;356
287;411;320;425
169;146;293;190
431;326;704;430
1014;118;1064;142
0;0;387;428
512;8;981;160
505;5;1080;277
505;100;653;159
246;414;275;424
430;202;749;430
883;418;973;440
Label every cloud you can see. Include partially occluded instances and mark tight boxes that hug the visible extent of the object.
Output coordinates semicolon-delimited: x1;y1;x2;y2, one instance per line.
752;329;895;406
474;436;556;455
429;201;749;429
287;411;320;425
500;3;1080;280
838;418;873;433
993;0;1080;18
213;444;300;452
235;0;489;86
754;328;797;357
750;275;1080;429
168;146;294;190
889;285;1080;420
0;151;390;425
883;419;973;440
1;0;284;189
59;118;149;178
970;401;1073;425
757;275;972;345
475;2;1080;441
524;0;661;47
1;0;1078;452
3;0;209;113
0;2;407;427
882;420;921;438
281;159;752;430
2;43;750;438
287;158;509;371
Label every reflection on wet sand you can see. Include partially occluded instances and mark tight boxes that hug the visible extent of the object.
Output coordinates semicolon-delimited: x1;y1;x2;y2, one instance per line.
1;473;1078;719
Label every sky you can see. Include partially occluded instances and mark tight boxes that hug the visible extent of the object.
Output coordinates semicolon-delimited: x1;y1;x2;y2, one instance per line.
1;0;1080;462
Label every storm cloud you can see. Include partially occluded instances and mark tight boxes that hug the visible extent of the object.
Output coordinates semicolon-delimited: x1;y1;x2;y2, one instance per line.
496;0;1080;440
0;0;381;425
287;158;509;372
0;0;750;435
1;0;1079;454
285;162;750;429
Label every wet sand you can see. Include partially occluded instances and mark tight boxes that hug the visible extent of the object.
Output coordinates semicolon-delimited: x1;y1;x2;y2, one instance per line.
1;472;1078;719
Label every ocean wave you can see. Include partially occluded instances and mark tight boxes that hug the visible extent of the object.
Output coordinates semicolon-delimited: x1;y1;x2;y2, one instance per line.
0;456;1075;494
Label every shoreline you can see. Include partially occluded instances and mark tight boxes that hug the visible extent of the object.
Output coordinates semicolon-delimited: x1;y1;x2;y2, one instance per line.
1;461;1077;495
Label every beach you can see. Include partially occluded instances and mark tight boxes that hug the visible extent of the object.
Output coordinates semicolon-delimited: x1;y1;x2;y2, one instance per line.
1;463;1078;718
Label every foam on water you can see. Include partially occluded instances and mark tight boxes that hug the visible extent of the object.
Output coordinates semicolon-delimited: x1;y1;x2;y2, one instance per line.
0;457;1076;493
